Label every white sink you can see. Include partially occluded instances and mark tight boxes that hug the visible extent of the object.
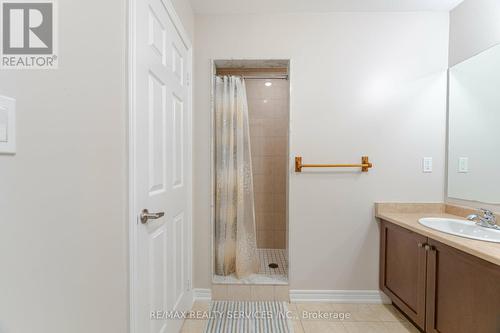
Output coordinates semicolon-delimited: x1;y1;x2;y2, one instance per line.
418;218;500;243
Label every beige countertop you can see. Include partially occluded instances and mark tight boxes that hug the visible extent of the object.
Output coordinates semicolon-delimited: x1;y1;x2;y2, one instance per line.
375;204;500;267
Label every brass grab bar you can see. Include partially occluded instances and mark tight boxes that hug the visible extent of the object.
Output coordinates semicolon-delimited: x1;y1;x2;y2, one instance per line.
295;156;373;173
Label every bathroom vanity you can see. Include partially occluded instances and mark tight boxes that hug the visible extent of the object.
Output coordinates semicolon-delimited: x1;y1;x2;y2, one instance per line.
376;204;500;333
375;39;500;333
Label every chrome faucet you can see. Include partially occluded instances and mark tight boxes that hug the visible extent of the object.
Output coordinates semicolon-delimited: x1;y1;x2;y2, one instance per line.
467;209;500;230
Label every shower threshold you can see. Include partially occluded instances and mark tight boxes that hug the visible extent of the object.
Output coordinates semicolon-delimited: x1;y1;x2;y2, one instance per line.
213;248;288;285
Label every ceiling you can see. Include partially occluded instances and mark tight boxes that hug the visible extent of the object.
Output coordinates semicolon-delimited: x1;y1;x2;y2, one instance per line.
190;0;464;15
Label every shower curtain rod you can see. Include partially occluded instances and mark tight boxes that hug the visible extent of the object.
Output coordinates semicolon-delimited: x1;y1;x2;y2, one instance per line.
216;67;289;80
215;74;288;80
242;76;288;80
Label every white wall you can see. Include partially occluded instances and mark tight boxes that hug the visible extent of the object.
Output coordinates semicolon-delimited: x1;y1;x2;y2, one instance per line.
449;0;500;66
193;12;449;290
0;1;127;332
170;0;195;41
0;0;194;332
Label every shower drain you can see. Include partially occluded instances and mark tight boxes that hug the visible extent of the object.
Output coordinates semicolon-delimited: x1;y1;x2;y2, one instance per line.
268;263;279;269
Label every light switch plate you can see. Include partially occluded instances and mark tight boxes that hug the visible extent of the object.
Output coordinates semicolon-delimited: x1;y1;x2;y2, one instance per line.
0;95;16;154
423;157;433;173
458;157;469;173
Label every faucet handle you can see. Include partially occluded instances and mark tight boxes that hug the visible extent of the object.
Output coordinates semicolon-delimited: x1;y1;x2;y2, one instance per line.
479;208;495;217
479;208;497;224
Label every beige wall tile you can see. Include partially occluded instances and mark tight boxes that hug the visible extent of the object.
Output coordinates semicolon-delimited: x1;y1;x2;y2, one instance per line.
272;119;288;137
250;285;275;300
257;230;275;248
259;214;271;230
274;286;289;301
273;213;286;230
247;79;289;249
250;136;264;157
271;137;287;156
272;175;286;193
211;285;228;300
252;155;264;175
255;192;273;212
274;232;286;248
261;213;275;231
271;155;287;171
249;118;264;137
375;203;445;216
273;194;286;212
227;285;252;300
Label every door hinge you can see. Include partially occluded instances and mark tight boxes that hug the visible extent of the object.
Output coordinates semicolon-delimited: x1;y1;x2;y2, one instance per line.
186;72;191;86
187;279;191;290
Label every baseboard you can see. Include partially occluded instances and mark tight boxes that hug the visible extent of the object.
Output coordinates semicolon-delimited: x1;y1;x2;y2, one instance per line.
193;288;212;301
289;290;391;304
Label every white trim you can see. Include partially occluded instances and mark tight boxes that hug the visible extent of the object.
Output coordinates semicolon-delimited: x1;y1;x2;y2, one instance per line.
289;290;391;304
128;0;193;332
193;288;212;301
127;0;138;331
209;60;216;280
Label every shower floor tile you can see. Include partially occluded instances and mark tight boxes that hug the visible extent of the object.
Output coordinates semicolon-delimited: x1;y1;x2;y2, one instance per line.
213;248;288;285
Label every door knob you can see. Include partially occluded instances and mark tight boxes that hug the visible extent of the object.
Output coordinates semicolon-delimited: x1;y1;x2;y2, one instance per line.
140;209;165;224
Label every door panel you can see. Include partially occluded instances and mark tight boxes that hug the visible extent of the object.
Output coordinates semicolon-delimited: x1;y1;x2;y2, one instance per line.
426;240;500;333
132;0;191;331
380;220;427;330
172;95;184;188
148;73;167;194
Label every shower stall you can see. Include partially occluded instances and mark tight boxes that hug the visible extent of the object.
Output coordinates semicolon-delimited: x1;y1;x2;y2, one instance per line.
211;60;290;285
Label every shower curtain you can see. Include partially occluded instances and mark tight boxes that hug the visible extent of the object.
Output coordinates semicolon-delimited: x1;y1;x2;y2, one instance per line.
215;76;259;278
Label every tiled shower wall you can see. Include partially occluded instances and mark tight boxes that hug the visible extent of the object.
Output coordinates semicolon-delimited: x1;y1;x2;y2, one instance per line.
246;78;289;249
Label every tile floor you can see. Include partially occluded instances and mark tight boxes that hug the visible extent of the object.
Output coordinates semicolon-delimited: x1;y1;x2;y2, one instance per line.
181;301;420;333
213;248;288;284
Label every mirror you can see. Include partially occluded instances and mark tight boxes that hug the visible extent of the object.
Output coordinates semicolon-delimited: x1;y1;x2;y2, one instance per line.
448;43;500;204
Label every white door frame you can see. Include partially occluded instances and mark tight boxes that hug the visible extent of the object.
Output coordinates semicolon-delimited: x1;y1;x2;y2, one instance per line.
128;0;193;331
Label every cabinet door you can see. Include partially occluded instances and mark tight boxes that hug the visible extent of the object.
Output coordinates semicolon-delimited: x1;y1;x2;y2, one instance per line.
380;221;428;330
426;239;500;333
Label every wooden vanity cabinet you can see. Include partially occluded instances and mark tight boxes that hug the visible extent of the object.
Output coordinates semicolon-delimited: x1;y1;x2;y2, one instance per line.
380;221;428;329
380;220;500;333
425;239;500;333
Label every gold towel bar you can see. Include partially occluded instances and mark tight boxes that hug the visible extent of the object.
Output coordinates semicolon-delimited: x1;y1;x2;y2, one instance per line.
295;156;373;173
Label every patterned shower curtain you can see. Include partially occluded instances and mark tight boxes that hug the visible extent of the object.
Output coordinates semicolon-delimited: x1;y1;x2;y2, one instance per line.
214;76;259;278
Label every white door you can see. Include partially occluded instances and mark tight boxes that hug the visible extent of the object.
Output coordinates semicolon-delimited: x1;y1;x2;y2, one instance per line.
130;0;192;331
